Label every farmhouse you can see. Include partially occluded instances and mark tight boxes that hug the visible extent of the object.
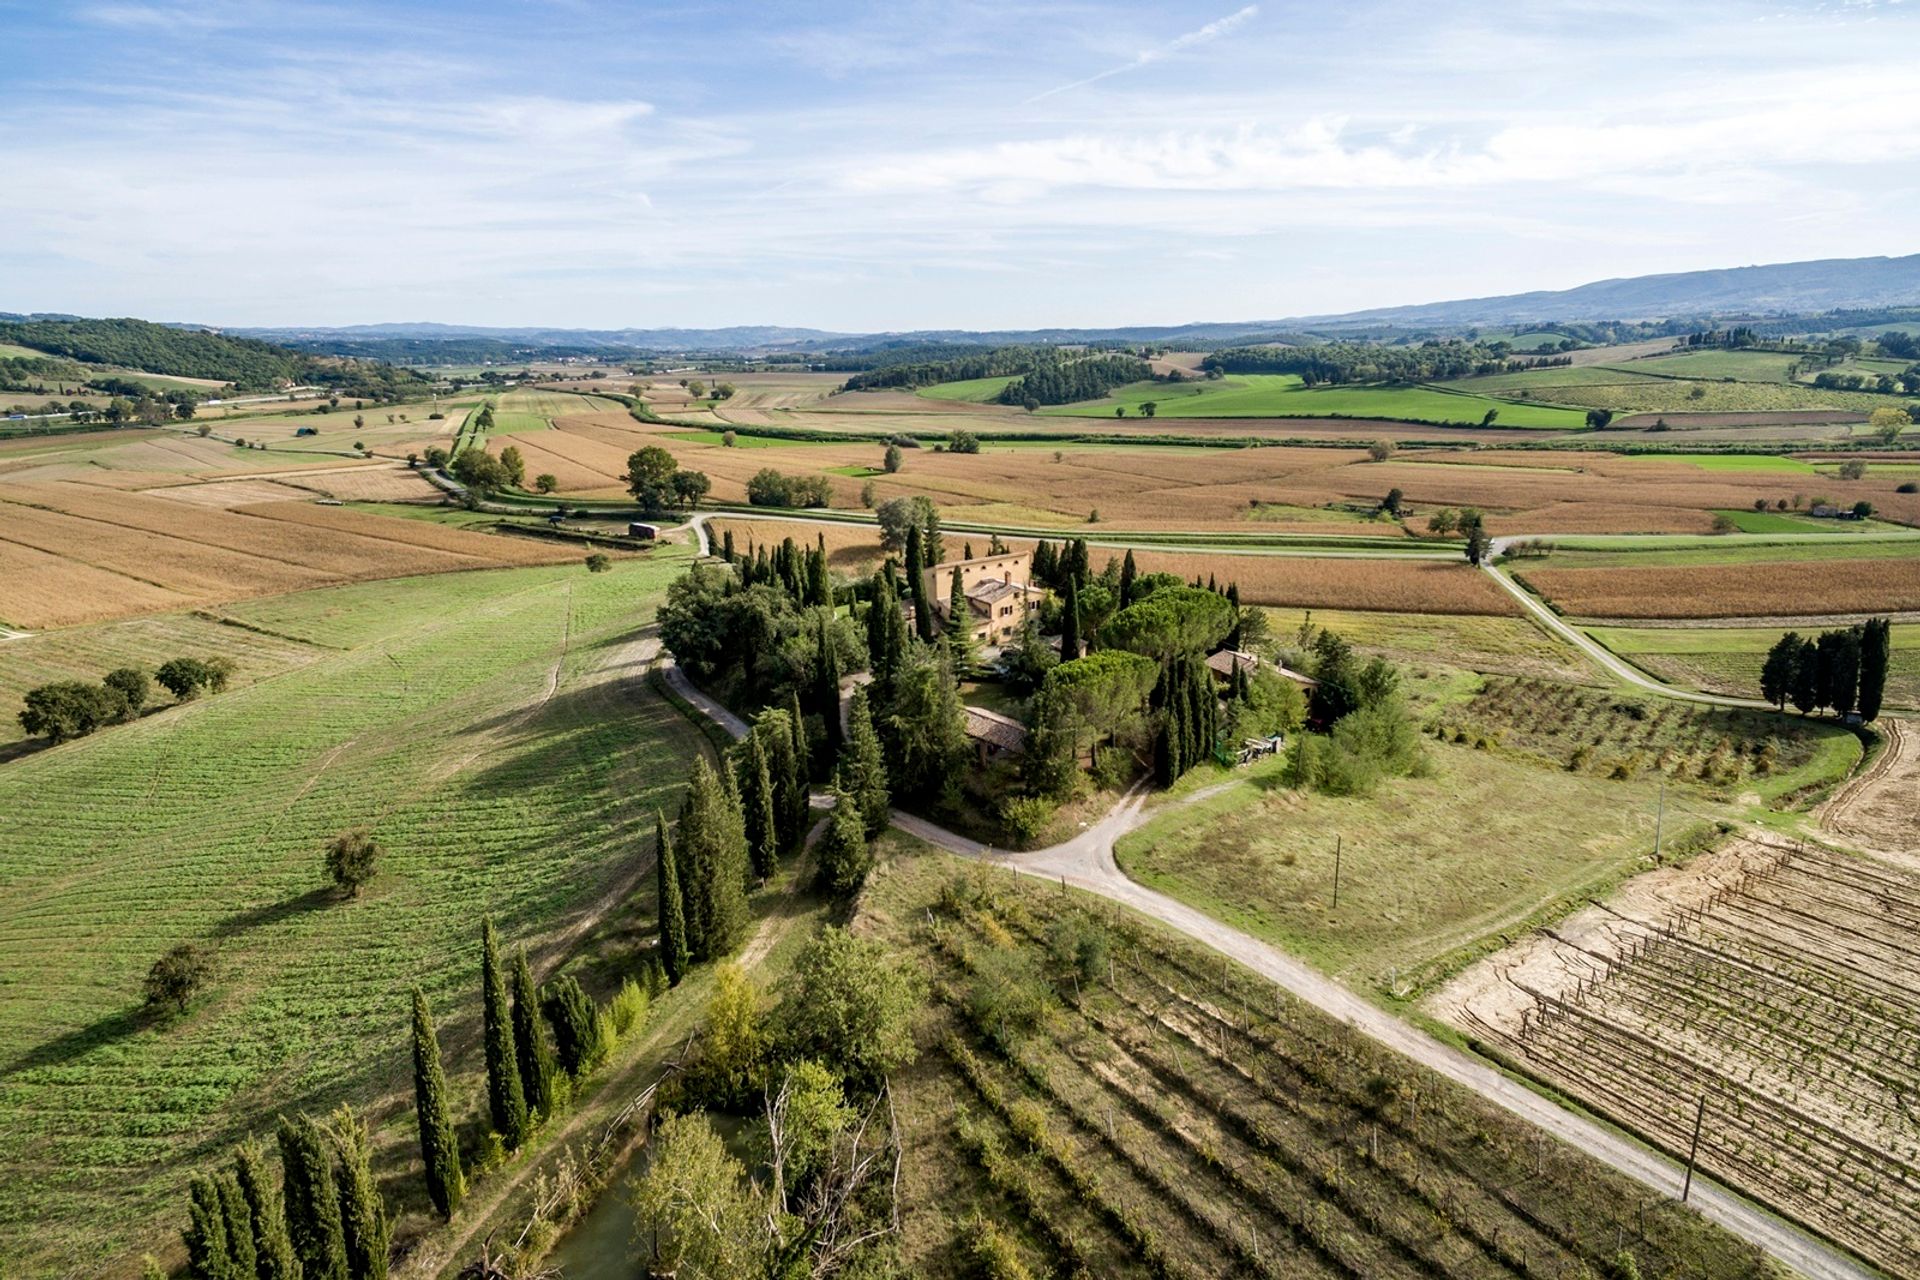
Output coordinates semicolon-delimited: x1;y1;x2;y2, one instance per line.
917;551;1045;646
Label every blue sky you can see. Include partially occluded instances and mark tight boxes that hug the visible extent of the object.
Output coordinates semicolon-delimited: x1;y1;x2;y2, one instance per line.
1;0;1916;330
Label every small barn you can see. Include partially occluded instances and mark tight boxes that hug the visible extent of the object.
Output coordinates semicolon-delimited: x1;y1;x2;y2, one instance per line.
628;522;660;540
963;705;1028;766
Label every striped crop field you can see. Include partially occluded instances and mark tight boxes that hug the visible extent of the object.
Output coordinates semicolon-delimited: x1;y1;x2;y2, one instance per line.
0;554;706;1271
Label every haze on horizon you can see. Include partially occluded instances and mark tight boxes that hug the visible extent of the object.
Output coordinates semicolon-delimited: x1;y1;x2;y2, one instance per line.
2;0;1917;332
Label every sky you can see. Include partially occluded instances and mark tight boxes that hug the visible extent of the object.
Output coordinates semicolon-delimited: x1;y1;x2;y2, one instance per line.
1;0;1916;331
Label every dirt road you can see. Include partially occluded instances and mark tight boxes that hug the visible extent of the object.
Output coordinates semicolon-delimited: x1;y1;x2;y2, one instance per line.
1821;716;1917;860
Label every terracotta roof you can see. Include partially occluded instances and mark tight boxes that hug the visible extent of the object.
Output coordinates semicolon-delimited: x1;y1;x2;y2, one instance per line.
1206;648;1319;687
963;705;1029;753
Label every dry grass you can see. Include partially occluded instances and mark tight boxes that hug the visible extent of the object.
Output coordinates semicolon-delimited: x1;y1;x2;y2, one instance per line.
1521;558;1920;619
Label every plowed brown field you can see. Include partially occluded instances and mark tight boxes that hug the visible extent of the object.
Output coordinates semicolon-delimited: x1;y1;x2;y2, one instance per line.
1520;558;1920;619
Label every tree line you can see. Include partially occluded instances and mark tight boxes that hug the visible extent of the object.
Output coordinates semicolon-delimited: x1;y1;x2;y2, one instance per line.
19;656;234;743
1760;619;1892;719
995;351;1153;407
1201;340;1572;385
0;318;430;399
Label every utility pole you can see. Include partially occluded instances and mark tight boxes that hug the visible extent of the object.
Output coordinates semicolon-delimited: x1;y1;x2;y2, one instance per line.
1332;835;1342;911
1681;1094;1706;1202
1654;778;1666;860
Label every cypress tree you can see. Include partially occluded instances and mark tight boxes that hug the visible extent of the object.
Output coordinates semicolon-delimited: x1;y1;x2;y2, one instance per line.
737;733;779;880
511;949;558;1121
809;538;831;606
277;1113;347;1280
330;1106;389;1280
1066;538;1089;587
1034;539;1057;586
680;756;751;961
1761;632;1800;710
843;685;890;836
923;508;944;566
787;688;811;786
946;567;977;676
814;787;872;899
1060;578;1082;661
480;919;529;1148
183;1173;234;1280
1119;548;1137;604
409;989;465;1219
541;972;610;1076
1859;617;1890;721
906;522;934;641
1790;635;1821;714
815;612;844;760
756;710;805;854
235;1137;297;1280
656;811;689;983
866;568;900;694
721;527;735;563
217;1172;256;1280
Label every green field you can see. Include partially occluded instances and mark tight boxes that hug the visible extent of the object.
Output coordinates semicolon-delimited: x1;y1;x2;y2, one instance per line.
1711;507;1872;533
1039;375;1590;428
1609;350;1805;382
916;374;1016;403
0;554;705;1268
1504;330;1576;351
1640;453;1820;472
486;388;620;435
0;615;322;748
1435;366;1664;396
1116;743;1719;998
1258;605;1593;683
1587;622;1920;710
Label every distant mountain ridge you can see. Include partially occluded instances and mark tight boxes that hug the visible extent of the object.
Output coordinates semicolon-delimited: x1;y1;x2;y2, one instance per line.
19;251;1919;359
1304;253;1920;327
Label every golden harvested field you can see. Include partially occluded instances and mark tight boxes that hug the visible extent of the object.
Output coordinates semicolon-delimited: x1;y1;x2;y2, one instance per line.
0;483;582;628
707;518;1516;614
552;418;1920;533
1519;558;1920;619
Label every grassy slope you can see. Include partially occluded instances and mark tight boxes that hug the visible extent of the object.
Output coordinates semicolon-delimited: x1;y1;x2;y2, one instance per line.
0;615;324;748
916;375;1016;403
0;552;705;1271
1037;375;1590;428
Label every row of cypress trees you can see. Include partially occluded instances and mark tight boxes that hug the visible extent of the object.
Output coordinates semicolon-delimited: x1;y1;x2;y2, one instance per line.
1760;618;1892;718
1152;651;1222;786
181;1111;385;1280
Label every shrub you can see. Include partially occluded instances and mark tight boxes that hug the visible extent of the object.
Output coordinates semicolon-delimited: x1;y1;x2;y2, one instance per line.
949;429;981;454
585;553;612;573
325;827;381;897
607;977;650;1041
997;795;1056;846
541;974;611;1077
155;656;234;701
534;473;558;493
145;943;211;1014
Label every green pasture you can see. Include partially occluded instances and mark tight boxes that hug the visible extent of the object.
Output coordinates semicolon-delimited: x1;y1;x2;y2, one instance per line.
0;552;705;1266
916;374;1017;403
1638;453;1818;472
1040;375;1590;429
